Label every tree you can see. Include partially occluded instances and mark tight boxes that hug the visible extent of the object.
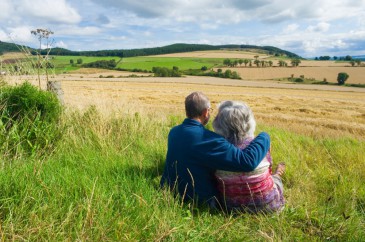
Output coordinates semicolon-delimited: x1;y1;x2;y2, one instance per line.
224;69;232;78
201;66;208;71
350;61;356;67
223;59;231;66
355;59;361;66
268;60;273;67
337;72;349;85
319;56;330;60
70;59;74;64
231;71;240;79
243;59;249;67
254;59;260;67
77;58;83;64
344;55;352;61
278;60;287;67
291;59;301;67
238;59;243;66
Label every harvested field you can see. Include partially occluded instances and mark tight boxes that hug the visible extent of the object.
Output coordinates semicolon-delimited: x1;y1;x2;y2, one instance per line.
220;66;365;84
152;50;364;83
152;51;353;66
5;73;364;140
68;68;151;77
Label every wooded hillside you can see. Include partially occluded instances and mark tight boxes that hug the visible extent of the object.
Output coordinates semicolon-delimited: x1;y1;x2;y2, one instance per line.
0;41;301;58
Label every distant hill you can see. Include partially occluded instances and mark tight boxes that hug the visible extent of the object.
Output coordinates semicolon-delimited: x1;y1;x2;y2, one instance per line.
353;55;365;61
1;41;301;58
0;41;27;54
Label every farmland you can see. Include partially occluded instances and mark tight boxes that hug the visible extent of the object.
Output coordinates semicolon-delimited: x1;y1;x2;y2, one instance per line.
3;49;365;140
2;50;364;84
1;50;365;240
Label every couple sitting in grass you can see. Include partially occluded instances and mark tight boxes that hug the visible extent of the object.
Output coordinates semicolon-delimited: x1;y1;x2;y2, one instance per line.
160;91;285;213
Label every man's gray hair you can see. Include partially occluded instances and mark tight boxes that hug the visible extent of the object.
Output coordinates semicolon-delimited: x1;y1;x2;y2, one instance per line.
185;92;210;119
213;101;256;145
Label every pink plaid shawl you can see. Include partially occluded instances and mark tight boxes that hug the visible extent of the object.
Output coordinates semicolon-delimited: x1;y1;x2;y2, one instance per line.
215;138;284;212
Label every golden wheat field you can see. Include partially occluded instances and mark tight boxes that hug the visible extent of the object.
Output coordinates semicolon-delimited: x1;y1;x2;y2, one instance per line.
3;49;365;140
6;72;365;141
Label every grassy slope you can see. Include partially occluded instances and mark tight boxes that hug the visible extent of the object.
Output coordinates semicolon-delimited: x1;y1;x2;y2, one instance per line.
0;109;364;240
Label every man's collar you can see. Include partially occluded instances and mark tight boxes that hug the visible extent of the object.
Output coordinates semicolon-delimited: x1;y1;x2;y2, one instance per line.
183;118;203;126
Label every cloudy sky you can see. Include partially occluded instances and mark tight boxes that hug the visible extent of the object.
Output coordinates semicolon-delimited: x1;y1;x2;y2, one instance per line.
1;0;365;57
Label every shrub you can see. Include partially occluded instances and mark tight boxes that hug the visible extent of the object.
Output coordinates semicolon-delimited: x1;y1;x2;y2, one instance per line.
293;78;304;83
337;72;349;85
0;82;62;158
152;67;181;77
82;59;117;69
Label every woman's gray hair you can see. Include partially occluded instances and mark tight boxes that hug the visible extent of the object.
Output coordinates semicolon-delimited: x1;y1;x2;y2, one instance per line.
185;91;210;119
213;101;256;145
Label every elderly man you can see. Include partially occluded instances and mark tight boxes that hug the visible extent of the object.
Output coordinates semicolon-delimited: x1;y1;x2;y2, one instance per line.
160;91;270;207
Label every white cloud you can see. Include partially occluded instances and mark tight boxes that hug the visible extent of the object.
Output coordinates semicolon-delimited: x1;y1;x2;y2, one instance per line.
57;26;102;36
19;0;81;24
283;24;299;33
0;1;12;20
2;0;365;56
307;22;330;32
55;40;68;49
8;26;35;43
0;30;11;42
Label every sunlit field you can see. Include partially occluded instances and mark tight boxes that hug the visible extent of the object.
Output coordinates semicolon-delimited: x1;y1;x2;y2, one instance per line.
1;51;364;240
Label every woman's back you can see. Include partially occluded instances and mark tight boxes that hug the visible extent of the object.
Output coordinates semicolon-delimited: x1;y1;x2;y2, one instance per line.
212;100;285;213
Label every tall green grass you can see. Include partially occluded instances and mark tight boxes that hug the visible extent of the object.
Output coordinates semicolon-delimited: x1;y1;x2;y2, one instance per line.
0;105;364;240
0;82;62;160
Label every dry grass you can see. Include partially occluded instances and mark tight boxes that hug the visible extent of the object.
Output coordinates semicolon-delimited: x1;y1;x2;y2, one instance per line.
6;74;361;140
64;80;364;140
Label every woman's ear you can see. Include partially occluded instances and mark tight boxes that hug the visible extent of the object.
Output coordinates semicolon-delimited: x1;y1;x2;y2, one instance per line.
202;108;209;118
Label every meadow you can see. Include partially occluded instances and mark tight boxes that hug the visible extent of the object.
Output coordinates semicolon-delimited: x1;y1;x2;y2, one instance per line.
52;55;222;73
1;50;365;240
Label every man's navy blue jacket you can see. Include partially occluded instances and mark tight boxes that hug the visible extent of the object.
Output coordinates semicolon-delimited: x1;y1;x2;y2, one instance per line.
160;118;270;206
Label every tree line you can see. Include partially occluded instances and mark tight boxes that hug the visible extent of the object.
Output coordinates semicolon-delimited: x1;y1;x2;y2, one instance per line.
222;58;302;67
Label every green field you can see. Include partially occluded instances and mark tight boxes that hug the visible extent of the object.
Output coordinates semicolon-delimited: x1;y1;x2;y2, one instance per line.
51;56;223;72
116;57;222;70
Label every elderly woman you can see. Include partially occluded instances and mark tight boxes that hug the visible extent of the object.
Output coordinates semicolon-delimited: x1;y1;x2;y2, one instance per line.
213;101;285;213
